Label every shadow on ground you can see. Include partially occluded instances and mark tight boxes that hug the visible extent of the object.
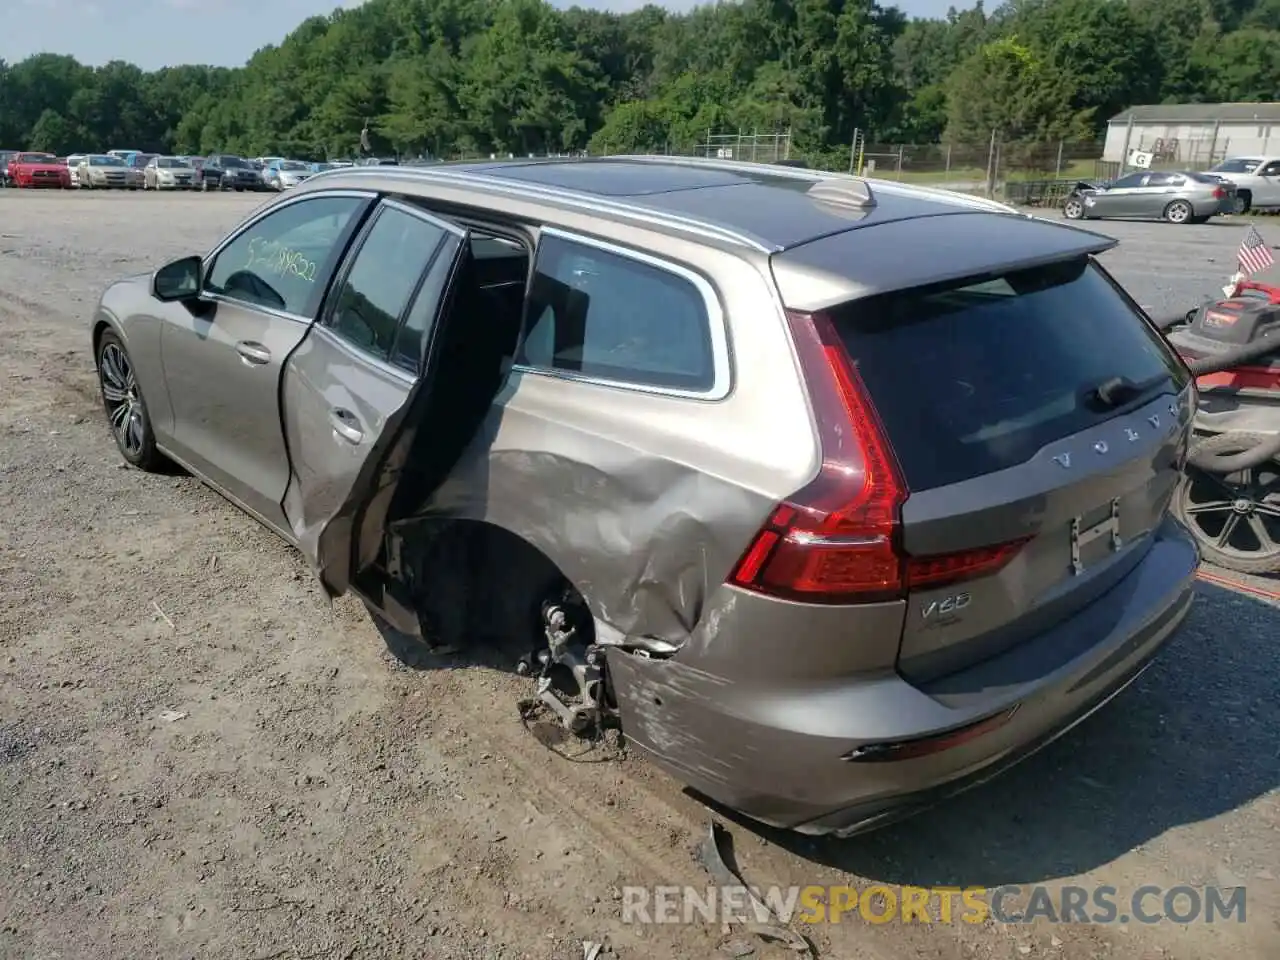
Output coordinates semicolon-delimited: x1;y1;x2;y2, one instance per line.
706;581;1279;887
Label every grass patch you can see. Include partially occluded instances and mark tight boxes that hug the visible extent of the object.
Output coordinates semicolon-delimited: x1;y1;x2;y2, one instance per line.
883;159;1097;185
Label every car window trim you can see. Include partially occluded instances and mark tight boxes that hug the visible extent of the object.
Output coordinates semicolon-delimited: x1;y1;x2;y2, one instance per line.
316;197;465;368
200;189;378;323
512;226;731;402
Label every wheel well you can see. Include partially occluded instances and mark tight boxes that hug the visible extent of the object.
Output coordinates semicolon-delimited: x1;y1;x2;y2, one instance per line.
91;320;112;365
396;518;592;651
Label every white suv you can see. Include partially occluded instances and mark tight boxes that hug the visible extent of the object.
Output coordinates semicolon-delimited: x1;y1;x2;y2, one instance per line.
1204;156;1280;213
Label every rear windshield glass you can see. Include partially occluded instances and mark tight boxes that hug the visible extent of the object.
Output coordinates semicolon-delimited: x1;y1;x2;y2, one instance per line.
830;258;1186;490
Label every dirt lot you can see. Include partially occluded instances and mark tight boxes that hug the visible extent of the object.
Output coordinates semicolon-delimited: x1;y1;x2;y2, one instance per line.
1;191;1278;960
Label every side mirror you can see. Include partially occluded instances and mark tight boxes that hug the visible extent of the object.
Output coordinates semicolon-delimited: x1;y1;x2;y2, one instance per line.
153;255;203;302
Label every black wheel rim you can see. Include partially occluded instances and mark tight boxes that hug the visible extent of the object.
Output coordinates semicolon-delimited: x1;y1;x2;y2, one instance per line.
1182;462;1280;561
99;342;146;457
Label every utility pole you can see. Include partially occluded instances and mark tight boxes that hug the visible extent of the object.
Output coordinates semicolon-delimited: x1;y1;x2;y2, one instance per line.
985;129;998;199
849;128;865;175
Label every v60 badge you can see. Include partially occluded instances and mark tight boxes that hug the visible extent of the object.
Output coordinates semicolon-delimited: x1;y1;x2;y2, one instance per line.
922;592;972;620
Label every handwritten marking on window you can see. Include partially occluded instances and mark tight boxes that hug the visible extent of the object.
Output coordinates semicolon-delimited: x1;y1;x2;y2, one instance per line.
246;236;318;282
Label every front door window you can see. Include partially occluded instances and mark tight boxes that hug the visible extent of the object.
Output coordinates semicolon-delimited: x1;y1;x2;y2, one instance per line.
205;196;367;317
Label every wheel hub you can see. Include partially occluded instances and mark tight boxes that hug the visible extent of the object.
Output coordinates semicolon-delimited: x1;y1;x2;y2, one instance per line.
1232;497;1253;514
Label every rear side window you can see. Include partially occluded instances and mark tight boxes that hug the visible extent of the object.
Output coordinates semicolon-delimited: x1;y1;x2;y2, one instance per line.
830;258;1187;491
520;235;714;391
326;205;449;359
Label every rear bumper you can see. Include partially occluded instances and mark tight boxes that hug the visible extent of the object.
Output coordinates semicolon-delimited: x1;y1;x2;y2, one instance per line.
609;515;1198;834
1194;196;1234;217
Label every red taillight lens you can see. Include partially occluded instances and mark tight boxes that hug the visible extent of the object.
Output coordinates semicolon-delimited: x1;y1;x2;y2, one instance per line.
728;308;1029;605
729;308;908;604
1213;187;1226;199
906;539;1030;589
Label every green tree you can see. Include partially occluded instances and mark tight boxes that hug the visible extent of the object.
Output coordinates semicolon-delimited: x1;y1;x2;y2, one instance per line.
945;35;1093;144
27;109;82;154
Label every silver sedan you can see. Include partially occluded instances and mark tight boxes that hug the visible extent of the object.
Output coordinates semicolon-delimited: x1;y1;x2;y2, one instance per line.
1063;170;1237;224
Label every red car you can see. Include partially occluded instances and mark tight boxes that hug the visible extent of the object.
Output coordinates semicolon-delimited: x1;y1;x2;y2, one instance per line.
8;152;71;188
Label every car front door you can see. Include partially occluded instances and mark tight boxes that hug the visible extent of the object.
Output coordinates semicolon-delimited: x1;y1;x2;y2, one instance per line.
1255;160;1280;205
158;191;374;535
279;198;471;597
1106;171;1155;217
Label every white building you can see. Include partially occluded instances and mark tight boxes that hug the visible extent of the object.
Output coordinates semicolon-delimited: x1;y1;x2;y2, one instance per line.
1103;102;1280;168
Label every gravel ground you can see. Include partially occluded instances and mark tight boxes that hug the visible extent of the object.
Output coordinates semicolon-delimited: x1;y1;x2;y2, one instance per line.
0;191;1278;960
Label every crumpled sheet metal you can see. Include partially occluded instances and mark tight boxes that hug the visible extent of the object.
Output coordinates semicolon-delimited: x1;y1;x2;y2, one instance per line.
412;413;776;648
698;821;817;958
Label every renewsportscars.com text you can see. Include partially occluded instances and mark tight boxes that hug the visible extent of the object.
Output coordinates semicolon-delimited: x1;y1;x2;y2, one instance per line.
621;883;1247;925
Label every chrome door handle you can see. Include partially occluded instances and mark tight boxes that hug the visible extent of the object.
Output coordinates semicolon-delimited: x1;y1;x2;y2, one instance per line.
235;341;271;365
329;409;364;444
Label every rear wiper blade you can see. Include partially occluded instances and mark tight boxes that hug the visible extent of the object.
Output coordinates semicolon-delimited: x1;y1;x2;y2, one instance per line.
1083;373;1170;411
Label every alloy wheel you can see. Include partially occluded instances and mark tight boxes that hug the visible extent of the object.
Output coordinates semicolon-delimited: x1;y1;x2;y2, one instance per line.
1166;201;1191;224
1181;463;1280;568
99;342;146;458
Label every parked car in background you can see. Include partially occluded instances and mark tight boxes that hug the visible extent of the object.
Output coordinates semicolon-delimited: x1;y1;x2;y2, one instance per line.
107;149;142;162
198;154;265;192
1062;170;1233;224
129;153;158;176
77;154;141;190
8;152;71;188
310;161;337;174
87;156;1198;837
1202;156;1280;214
263;158;314;190
0;150;18;186
66;154;87;187
143;155;197;190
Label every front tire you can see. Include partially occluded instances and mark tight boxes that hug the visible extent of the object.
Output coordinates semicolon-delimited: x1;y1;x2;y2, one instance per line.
97;330;164;472
1063;197;1085;220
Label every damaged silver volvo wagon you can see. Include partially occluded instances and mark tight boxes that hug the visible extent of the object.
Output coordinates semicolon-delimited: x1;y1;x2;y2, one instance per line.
89;156;1200;836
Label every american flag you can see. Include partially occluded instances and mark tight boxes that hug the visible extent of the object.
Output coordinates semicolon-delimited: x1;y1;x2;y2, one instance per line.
1237;225;1275;276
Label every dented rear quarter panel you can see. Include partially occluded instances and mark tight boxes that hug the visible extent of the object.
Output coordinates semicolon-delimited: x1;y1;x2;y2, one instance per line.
411;220;821;642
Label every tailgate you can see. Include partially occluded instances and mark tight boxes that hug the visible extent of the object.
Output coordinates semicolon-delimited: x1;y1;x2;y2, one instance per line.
815;254;1193;681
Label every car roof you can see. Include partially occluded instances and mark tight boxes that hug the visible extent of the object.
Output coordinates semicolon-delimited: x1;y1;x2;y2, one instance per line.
302;155;1028;254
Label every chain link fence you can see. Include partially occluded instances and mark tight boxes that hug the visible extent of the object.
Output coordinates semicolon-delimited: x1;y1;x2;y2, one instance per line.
437;131;1114;206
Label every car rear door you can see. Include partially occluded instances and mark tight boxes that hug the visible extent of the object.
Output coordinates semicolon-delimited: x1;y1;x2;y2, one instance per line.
1141;171;1184;216
279;198;471;602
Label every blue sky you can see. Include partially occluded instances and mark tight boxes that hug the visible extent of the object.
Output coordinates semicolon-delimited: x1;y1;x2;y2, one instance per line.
6;0;959;71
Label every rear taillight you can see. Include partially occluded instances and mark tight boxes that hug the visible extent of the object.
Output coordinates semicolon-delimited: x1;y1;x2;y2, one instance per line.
1213;186;1226;199
728;308;1027;605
